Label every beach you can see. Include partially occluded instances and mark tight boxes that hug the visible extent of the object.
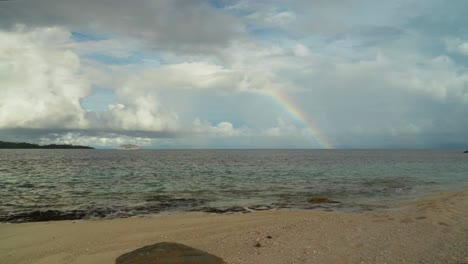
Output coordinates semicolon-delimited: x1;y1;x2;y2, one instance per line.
2;1;468;263
1;190;467;264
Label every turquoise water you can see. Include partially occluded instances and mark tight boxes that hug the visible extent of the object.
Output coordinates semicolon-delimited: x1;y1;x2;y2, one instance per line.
1;149;467;222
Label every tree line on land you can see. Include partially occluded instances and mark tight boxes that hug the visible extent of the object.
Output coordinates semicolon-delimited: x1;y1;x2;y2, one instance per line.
0;141;94;149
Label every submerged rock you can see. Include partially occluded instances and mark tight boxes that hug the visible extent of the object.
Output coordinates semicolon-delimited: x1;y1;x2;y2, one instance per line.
3;210;87;223
271;202;293;209
115;242;226;264
307;197;340;204
247;205;273;211
200;206;249;214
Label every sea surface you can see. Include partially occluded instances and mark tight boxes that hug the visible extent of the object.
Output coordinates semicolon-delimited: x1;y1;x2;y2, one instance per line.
1;149;467;222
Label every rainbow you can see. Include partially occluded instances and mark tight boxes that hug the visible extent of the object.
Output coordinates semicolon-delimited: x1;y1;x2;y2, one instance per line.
266;89;335;149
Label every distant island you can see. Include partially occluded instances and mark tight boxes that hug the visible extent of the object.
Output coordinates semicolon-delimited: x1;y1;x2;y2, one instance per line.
464;150;468;153
0;141;94;149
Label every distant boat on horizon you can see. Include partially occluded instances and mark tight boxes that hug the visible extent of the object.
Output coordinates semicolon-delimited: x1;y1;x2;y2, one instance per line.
119;144;142;150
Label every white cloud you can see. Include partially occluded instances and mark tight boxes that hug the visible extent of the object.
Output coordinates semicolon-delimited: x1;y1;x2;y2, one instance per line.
38;132;153;147
292;44;311;57
445;38;468;56
191;118;246;137
0;26;245;140
0;26;178;133
71;38;140;59
120;40;304;93
387;55;468;102
245;9;297;29
127;62;243;91
298;51;468;103
0;26;91;129
263;117;303;137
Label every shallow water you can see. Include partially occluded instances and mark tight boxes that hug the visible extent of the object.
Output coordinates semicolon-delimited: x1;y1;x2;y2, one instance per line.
1;149;467;222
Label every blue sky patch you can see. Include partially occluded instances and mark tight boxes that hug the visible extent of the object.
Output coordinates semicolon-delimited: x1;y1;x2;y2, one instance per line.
84;50;161;66
71;31;108;42
81;87;118;111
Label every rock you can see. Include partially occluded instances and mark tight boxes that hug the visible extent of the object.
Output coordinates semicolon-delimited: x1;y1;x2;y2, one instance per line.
307;197;340;204
144;196;207;209
266;235;272;239
254;242;262;248
3;210;87;223
247;205;272;211
200;206;248;214
116;242;226;264
464;150;468;153
271;202;293;209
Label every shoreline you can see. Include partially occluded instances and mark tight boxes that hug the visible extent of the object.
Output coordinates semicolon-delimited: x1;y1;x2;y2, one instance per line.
6;186;468;223
1;190;467;263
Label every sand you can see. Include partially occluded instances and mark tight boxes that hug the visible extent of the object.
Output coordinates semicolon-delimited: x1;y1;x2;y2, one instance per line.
1;191;467;264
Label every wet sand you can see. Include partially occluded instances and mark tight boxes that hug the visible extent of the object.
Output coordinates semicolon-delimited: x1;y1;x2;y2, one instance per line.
0;190;467;264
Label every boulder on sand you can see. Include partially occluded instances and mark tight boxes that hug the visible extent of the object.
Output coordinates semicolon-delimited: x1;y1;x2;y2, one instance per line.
116;242;226;264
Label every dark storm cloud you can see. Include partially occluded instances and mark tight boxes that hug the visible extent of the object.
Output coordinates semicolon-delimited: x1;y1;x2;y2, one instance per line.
0;0;243;52
406;0;468;37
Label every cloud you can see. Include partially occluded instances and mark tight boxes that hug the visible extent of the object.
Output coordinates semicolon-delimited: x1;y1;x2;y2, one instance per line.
228;0;354;34
0;26;245;142
126;62;243;91
446;38;468;56
245;9;297;29
262;117;303;137
1;1;468;148
0;0;243;53
0;26;91;129
325;53;468;103
289;49;468;146
191;118;246;137
388;55;468;102
37;132;154;147
292;44;311;57
86;83;180;132
118;39;310;93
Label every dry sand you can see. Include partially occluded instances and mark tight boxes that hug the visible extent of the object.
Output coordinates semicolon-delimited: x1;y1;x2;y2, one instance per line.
1;191;467;264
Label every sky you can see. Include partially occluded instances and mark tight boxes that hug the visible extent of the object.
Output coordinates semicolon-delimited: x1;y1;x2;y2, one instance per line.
1;0;468;149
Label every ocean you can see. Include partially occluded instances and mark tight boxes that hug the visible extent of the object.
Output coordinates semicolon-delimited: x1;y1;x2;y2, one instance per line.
1;149;467;222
